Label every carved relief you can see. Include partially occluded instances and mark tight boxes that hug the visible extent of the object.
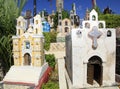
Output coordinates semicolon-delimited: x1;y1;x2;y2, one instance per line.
88;26;102;49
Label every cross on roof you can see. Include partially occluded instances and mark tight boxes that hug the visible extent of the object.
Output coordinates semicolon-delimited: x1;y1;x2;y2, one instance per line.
88;26;102;49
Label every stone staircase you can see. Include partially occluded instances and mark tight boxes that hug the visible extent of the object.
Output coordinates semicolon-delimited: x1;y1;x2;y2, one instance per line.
49;42;65;51
45;42;65;59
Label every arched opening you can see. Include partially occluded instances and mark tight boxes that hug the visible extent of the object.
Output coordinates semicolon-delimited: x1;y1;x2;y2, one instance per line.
65;27;69;33
85;22;90;28
24;53;31;65
18;29;20;35
65;21;68;26
18;21;21;26
36;28;38;34
92;15;96;21
107;30;112;37
87;56;103;86
99;23;104;28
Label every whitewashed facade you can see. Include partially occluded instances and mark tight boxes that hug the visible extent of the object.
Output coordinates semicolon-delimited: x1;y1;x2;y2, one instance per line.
65;9;116;88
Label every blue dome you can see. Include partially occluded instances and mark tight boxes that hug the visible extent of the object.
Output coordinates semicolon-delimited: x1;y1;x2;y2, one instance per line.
42;21;50;32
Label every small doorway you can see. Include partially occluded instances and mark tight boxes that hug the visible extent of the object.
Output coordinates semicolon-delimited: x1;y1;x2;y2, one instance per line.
24;53;31;65
87;56;103;86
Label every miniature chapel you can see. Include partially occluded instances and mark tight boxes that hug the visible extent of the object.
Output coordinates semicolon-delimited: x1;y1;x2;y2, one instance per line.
65;9;117;88
12;15;44;67
2;15;49;89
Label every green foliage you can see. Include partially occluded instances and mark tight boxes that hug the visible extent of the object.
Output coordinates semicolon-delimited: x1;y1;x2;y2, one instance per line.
45;54;56;68
0;0;27;73
99;14;120;28
0;0;27;36
41;80;59;89
41;70;59;89
49;31;58;43
0;35;13;73
62;10;69;19
43;32;57;51
43;32;51;51
94;6;102;15
53;12;58;31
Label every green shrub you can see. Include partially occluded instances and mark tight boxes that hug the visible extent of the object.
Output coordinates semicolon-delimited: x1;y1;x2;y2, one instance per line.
45;54;56;68
41;80;59;89
43;32;57;51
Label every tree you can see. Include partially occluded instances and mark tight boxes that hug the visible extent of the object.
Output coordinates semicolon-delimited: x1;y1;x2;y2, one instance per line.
0;36;13;73
43;32;57;51
45;54;56;68
0;0;27;73
62;10;69;19
0;0;27;36
53;12;58;31
99;14;120;28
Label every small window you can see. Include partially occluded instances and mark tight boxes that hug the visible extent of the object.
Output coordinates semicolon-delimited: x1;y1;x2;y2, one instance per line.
18;21;21;26
107;30;112;37
92;15;96;21
85;23;90;28
59;22;62;26
71;16;73;19
65;27;69;32
99;23;104;28
71;21;73;25
36;20;38;24
65;21;68;26
18;29;20;35
59;16;62;20
25;41;30;49
36;28;38;34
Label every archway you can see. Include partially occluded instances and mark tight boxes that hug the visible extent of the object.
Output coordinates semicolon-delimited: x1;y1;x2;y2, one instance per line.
87;56;103;86
24;53;31;65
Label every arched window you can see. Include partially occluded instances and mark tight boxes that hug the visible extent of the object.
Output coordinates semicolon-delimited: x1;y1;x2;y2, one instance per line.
18;21;21;26
92;15;96;21
18;29;20;35
71;16;73;19
59;22;62;26
65;27;69;32
59;16;62;20
99;23;104;28
65;21;68;26
36;28;38;34
25;41;30;49
107;30;112;37
71;21;73;25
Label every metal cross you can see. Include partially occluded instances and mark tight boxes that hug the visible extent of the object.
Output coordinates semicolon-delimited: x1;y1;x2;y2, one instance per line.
88;26;102;49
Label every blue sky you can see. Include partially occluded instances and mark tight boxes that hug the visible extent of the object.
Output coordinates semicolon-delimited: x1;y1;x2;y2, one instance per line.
23;0;120;19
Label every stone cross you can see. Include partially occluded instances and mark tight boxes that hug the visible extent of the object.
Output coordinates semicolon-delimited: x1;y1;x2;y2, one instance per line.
88;26;102;49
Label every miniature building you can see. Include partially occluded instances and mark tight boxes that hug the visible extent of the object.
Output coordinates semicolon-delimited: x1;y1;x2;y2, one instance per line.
57;3;80;42
2;14;51;89
12;15;44;67
65;9;117;88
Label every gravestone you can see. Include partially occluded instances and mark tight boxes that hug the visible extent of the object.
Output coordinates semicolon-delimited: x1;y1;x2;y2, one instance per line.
65;9;117;89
